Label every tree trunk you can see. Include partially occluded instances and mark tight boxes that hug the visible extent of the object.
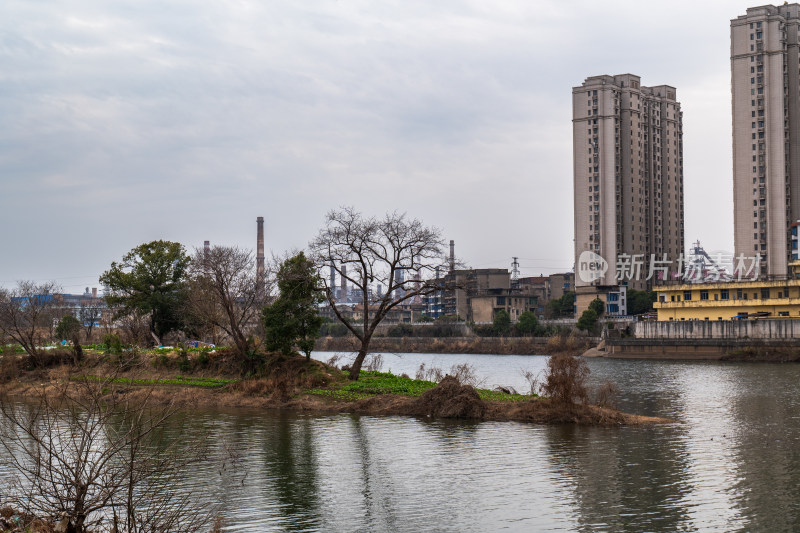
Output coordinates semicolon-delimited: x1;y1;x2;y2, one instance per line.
72;334;82;365
348;342;370;380
230;323;249;359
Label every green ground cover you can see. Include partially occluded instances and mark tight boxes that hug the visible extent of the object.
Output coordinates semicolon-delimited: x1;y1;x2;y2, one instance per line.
306;371;531;402
74;375;237;388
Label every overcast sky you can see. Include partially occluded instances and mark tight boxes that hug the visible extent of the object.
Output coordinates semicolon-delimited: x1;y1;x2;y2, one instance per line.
0;0;759;292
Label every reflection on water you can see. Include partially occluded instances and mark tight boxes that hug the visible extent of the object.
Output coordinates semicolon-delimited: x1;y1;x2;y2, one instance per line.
5;355;800;531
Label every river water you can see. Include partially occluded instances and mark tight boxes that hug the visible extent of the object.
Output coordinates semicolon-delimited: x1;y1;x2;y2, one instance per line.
4;353;800;531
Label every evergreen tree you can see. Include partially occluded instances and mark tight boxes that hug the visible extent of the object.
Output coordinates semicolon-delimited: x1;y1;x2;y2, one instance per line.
515;311;539;336
100;241;190;346
493;310;511;335
262;253;323;360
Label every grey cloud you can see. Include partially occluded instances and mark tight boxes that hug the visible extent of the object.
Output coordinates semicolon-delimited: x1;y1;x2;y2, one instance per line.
0;0;755;287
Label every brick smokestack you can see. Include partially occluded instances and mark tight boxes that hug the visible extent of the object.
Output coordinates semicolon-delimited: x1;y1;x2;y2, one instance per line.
449;240;455;273
257;217;265;293
204;240;210;254
329;265;336;295
394;268;404;299
341;265;348;302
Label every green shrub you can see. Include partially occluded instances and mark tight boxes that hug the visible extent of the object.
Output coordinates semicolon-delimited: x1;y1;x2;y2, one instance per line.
493;310;511;336
103;334;123;355
577;309;599;332
55;315;81;341
386;323;414;337
319;322;349;337
471;324;496;337
515;311;539;336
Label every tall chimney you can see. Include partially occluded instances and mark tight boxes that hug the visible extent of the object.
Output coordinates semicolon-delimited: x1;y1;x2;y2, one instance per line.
204;240;210;254
329;265;336;295
92;287;97;299
341;265;348;302
394;268;405;299
449;240;455;272
256;217;265;292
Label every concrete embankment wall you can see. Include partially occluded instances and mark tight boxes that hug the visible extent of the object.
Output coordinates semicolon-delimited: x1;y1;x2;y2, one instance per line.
602;320;800;359
633;320;800;340
607;339;748;359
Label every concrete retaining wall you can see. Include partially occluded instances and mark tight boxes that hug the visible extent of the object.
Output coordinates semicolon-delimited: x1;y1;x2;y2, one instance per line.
633;320;800;340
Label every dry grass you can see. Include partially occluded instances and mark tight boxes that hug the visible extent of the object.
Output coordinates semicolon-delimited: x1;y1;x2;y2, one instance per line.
363;353;383;372
542;353;589;405
594;380;620;409
520;368;543;396
415;362;444;382
0;356;20;383
413;362;483;387
229;354;341;403
0;506;51;533
410;376;486;419
488;398;630;425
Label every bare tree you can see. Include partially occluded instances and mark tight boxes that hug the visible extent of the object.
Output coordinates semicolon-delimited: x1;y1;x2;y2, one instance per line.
185;245;264;358
0;378;215;532
309;207;446;379
0;280;61;367
79;300;102;343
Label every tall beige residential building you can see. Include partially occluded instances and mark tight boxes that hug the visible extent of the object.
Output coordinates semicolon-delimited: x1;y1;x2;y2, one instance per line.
731;4;800;278
573;74;684;311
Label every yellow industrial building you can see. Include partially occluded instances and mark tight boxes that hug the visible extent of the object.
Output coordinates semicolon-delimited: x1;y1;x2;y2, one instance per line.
655;263;800;321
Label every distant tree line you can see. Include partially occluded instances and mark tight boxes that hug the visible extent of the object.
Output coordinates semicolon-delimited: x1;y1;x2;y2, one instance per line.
0;208;452;381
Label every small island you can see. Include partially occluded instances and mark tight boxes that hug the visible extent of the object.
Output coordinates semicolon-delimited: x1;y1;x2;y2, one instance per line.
0;345;669;427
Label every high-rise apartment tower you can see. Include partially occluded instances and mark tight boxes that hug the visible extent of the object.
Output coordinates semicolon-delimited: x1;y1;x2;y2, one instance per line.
732;4;800;277
573;74;684;301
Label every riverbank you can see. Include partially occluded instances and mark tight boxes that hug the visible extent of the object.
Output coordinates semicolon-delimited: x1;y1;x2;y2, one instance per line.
0;350;667;426
315;335;594;356
317;332;800;362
